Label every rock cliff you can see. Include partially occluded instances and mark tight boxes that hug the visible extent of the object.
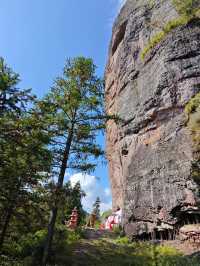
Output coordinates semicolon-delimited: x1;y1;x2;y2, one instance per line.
105;0;200;239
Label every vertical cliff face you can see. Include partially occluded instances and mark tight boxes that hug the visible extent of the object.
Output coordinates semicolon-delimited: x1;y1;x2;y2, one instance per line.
105;0;200;237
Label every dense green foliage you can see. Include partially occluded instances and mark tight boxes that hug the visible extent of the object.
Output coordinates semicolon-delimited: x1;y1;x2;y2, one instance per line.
0;57;109;265
0;226;85;266
1;50;199;265
35;57;107;264
59;181;86;225
141;0;200;60
0;58;52;254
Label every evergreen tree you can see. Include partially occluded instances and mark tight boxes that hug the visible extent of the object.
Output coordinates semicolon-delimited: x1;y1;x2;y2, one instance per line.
0;57;34;115
36;57;110;265
92;197;101;220
0;58;51;250
59;181;86;225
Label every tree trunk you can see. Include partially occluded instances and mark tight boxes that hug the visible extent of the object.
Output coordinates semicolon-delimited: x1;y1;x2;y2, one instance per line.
0;182;20;251
0;204;13;251
42;207;57;265
42;129;74;266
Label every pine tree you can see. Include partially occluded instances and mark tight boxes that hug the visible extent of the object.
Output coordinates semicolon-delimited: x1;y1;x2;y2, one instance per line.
92;197;101;220
0;58;51;250
0;57;34;115
36;57;111;265
58;181;86;225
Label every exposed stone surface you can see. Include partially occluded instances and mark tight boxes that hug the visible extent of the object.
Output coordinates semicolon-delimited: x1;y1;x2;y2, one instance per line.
179;224;200;243
105;0;200;237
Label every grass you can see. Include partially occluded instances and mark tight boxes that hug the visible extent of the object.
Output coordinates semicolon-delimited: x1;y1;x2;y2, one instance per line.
67;238;200;266
1;231;200;265
185;93;200;188
185;92;200;150
185;92;200;114
141;16;189;60
141;0;200;60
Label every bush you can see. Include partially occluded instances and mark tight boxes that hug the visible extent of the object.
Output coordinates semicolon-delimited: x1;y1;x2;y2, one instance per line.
1;230;47;266
0;254;23;266
2;241;23;258
20;230;46;258
20;226;83;265
46;226;85;265
114;236;130;245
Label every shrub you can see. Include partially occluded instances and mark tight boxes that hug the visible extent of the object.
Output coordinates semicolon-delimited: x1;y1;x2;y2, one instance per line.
114;236;130;245
0;255;23;266
1;230;47;266
20;230;47;257
2;241;23;259
112;225;124;236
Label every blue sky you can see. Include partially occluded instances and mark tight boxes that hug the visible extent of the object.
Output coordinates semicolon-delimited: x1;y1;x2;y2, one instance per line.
0;0;125;212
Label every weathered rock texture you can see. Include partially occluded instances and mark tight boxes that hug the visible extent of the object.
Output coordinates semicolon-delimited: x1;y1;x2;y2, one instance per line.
105;0;200;238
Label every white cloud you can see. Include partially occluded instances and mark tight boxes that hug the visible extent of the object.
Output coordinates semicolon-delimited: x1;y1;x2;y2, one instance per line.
69;173;112;214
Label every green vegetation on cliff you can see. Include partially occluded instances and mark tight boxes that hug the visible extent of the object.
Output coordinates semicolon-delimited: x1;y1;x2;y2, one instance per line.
185;92;200;150
185;92;200;188
141;0;200;60
185;92;200;114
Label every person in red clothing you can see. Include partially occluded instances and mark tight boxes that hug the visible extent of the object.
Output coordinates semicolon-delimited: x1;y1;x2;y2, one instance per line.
105;206;122;230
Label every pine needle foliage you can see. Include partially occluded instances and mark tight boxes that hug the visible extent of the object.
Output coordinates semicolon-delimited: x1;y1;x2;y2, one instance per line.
37;57;112;265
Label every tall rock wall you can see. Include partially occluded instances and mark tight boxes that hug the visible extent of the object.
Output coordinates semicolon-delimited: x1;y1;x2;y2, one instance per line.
105;0;200;238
